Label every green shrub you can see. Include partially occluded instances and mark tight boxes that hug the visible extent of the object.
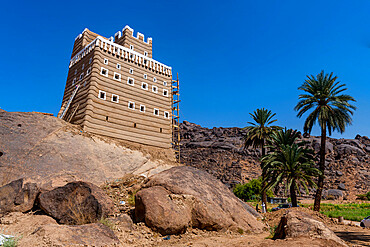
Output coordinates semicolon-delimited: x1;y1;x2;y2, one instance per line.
2;236;20;247
356;191;370;200
233;177;273;201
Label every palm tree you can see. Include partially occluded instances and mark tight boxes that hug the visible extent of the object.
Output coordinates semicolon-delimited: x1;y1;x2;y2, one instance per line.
243;108;281;205
262;130;320;207
294;70;356;211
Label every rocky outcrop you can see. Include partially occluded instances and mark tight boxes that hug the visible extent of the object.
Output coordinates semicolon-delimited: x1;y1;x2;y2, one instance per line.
0;111;175;188
274;210;347;246
0;179;39;214
38;181;116;224
135;166;264;235
180;121;370;198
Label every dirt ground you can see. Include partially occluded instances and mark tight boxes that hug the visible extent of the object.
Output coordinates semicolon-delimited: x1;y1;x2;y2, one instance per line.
1;208;369;247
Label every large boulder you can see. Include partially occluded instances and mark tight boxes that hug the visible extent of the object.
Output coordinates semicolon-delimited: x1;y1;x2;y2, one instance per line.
0;179;39;214
274;210;347;246
336;144;365;156
135;166;264;235
38;181;116;224
135;186;192;235
322;189;344;200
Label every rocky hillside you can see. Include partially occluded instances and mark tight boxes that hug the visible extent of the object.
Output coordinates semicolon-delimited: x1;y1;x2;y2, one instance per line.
0;111;176;188
180;121;370;199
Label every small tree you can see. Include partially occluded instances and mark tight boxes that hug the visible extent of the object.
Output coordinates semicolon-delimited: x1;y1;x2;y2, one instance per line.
233;177;273;201
262;129;321;207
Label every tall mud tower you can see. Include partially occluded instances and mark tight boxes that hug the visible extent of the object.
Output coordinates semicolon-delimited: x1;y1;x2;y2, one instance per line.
58;26;179;150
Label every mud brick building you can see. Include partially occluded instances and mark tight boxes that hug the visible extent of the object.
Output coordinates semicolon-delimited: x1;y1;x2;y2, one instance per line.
58;26;180;149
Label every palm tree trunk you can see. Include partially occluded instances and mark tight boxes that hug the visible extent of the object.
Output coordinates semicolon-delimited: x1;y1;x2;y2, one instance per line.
313;123;326;212
290;181;298;207
261;145;267;206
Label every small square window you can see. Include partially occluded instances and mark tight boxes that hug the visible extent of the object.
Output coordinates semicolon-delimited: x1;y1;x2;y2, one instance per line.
98;90;106;100
104;58;108;65
100;67;108;77
163;81;167;86
152;86;158;93
144;74;147;79
140;105;146;112
141;82;148;90
111;94;119;103
117;63;121;70
89;58;92;64
129;68;133;74
74;69;77;75
130;45;134;50
163;89;168;97
128;101;135;110
82;64;85;70
164;111;169;119
144;51;148;56
153;77;157;82
79;73;84;81
127;77;134;86
72;78;76;85
113;72;121;81
87;67;91;75
154;108;159;116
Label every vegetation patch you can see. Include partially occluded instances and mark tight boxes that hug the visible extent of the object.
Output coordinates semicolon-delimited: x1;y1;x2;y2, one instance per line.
302;203;370;222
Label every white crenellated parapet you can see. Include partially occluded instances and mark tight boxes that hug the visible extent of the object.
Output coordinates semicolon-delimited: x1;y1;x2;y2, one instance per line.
69;36;172;73
115;31;122;39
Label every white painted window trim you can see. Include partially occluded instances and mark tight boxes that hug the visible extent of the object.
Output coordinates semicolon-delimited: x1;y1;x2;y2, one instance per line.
144;51;148;56
104;58;108;65
86;67;91;75
153;77;157;82
129;68;134;74
100;67;108;77
130;45;134;50
128;101;135;110
153;108;159;116
72;78;76;85
144;74;147;79
79;73;84;81
111;94;119;103
163;89;169;97
152;85;158;93
98;90;106;100
116;63;121;70
140;105;146;113
141;82;148;90
89;58;92;64
164;111;169;119
113;72;121;81
127;77;134;86
163;81;167;86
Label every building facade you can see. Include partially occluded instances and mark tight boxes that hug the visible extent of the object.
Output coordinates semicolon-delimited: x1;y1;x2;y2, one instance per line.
58;26;176;149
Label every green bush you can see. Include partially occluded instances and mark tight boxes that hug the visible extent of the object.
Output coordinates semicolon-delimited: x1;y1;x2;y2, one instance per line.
356;191;370;200
233;177;273;201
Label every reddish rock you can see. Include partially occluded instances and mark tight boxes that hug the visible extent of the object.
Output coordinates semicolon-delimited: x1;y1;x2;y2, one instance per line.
38;181;116;224
135;166;264;234
274;210;347;246
135;186;191;235
0;179;39;214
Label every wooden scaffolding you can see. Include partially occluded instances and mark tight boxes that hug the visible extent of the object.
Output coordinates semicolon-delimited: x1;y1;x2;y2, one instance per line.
172;73;181;163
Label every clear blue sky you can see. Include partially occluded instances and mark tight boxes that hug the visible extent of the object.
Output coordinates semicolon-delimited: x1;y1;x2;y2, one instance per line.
1;0;369;138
